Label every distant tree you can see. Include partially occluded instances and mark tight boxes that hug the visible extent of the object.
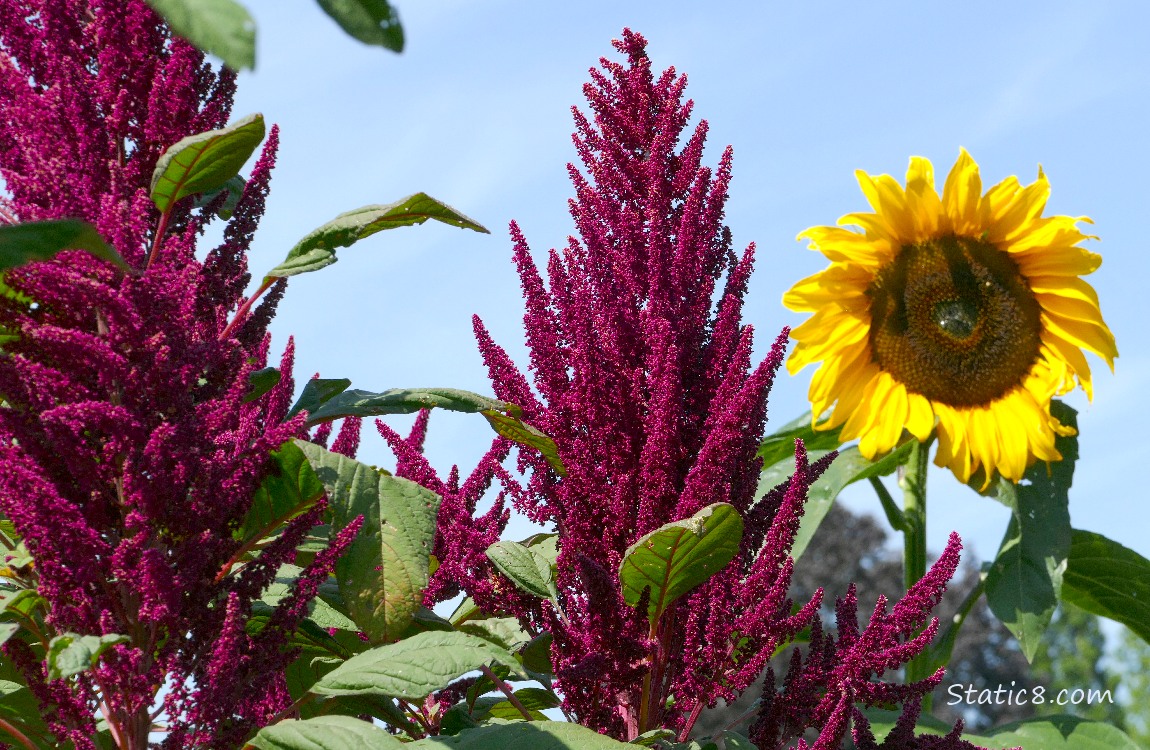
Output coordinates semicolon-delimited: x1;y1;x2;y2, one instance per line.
1025;603;1126;728
1112;628;1150;749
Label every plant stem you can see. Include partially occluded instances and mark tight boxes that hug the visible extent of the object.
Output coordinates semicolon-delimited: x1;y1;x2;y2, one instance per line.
900;438;932;685
145;209;172;271
0;717;38;750
868;476;906;531
218;277;274;341
479;664;533;721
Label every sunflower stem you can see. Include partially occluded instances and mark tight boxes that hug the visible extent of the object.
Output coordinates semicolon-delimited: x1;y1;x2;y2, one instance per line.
900;438;932;689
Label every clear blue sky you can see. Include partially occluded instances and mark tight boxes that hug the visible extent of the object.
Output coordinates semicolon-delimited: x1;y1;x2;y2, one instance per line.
227;2;1149;574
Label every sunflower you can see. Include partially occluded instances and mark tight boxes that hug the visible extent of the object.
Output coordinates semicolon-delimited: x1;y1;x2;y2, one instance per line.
785;149;1117;486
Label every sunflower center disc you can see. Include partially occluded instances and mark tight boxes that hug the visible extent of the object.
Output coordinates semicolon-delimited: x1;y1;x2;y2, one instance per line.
867;235;1042;407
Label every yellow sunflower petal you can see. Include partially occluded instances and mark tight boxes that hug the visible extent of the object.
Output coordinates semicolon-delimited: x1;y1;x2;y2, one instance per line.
798;225;891;266
856;171;916;241
783;265;872;312
904;391;935;442
942;148;982;235
905;156;943;239
985;170;1051;244
1013;243;1101;277
1041;312;1118;369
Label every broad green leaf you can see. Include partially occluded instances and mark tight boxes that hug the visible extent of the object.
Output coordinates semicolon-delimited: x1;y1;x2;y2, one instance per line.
249;715;407;749
296;441;441;642
244;367;281;403
482;409;566;476
485;541;557;602
783;441;913;562
287;378;352;420
630;729;677;747
865;709;1140;749
517;632;553;678
46;633;129;680
264;194;489;280
449;596;482;626
150;113;265;213
316;0;404;52
409;721;634;749
0;623;18;647
305;386;518;426
146;0;255;71
0;220;131;273
985;401;1076;662
390;605;456;643
714;732;755;750
456;616;533;653
311;631;524;700
757;412;846;468
0;589;45;617
257;564;358;632
471;686;559;721
0;677;50;742
237;440;325;543
1062;529;1150;645
0;541;33;576
193;174;245;219
618;502;743;621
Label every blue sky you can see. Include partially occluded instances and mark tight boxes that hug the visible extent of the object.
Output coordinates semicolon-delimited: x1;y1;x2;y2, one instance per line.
228;2;1149;576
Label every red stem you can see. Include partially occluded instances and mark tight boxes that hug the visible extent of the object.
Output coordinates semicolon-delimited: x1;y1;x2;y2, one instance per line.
145;209;172;271
479;664;534;721
0;717;37;750
219;277;274;341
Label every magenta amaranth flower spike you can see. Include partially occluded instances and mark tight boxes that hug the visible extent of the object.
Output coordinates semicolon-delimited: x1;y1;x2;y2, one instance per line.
472;29;973;745
376;412;521;615
0;2;347;745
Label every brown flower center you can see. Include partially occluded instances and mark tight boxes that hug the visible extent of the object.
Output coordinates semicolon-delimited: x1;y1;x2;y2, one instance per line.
867;235;1042;407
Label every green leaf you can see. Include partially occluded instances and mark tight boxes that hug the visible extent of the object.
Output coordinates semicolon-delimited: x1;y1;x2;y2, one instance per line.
0;677;50;743
244;367;281;404
0;220;132;274
410;721;635;749
630;729;677;746
482;410;566;476
150;113;266;213
257;564;358;632
311;631;525;700
517;632;553;678
1062;529;1150;645
985;401;1076;662
265;194;489;280
784;441;913;562
456;616;533;654
315;0;404;52
866;709;1140;749
485;541;557;602
46;633;129;680
287;378;352;420
145;0;256;71
249;715;407;749
296;440;441;642
0;589;45;618
193;174;245;219
237;440;326;543
757;412;845;468
471;686;559;721
304;386;518;426
714;732;756;750
618;502;743;621
0;623;19;647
